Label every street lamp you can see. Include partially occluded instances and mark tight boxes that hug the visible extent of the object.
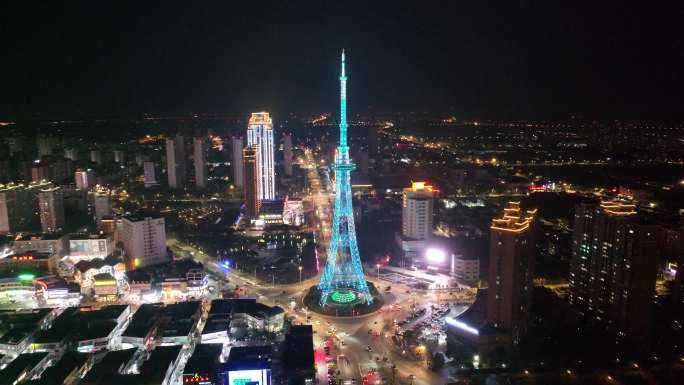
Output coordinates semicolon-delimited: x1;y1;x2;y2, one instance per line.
299;266;303;282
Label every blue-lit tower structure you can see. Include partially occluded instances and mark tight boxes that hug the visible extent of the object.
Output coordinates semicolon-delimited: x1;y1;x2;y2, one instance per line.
318;51;373;307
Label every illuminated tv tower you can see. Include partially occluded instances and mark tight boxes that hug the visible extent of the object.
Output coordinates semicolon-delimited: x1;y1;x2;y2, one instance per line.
318;51;373;307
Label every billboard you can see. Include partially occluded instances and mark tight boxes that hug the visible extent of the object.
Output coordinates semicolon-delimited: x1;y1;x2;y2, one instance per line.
227;369;270;385
69;238;111;258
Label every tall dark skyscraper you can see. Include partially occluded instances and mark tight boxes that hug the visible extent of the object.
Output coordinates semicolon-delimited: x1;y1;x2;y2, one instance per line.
193;137;207;189
232;136;244;188
487;202;536;344
166;134;187;189
569;200;659;346
283;132;293;176
243;145;260;219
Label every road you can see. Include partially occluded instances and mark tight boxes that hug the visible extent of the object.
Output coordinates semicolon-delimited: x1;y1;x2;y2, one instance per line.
174;147;463;385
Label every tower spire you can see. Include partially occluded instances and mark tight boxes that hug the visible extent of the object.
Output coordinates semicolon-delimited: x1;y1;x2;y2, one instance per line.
339;49;348;150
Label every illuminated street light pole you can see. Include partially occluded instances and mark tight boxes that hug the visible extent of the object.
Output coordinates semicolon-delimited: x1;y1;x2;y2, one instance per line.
299;266;303;282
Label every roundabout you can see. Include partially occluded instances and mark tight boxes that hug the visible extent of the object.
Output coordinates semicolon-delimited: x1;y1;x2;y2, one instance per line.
303;282;385;317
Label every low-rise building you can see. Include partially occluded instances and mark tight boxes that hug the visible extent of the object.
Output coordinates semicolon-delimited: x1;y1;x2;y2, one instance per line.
33;276;81;306
0;253;53;275
208;298;284;334
453;253;480;286
68;234;114;262
283;325;315;385
220;346;272;385
182;343;224;385
0;352;51;385
12;233;68;259
120;304;161;349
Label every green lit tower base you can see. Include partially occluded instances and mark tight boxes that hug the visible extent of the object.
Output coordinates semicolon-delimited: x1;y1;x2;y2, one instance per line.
317;51;373;308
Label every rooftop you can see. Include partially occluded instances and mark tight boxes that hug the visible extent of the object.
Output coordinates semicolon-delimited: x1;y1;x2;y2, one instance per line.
209;298;284;320
224;345;271;371
28;351;89;385
490;201;537;232
0;353;49;383
79;349;136;385
121;303;161;338
13;233;67;242
183;343;223;375
600;200;637;216
248;112;272;126
283;325;314;372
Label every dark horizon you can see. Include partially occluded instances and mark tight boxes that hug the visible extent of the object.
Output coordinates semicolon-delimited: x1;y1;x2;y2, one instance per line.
2;2;684;121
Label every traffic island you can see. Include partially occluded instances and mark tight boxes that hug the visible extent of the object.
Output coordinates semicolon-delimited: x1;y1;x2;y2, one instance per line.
303;281;384;317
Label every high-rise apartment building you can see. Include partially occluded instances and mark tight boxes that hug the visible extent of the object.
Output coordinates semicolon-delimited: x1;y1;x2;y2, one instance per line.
283;133;293;176
36;135;54;157
90;149;103;165
402;182;437;241
569;200;659;345
64;147;78;161
31;162;50;182
121;215;167;268
247;112;275;200
166;135;186;189
193;137;207;188
0;181;51;234
243;145;261;218
232;136;244;187
113;150;125;164
38;187;65;234
90;189;112;229
143;161;159;188
487;202;537;344
75;169;95;191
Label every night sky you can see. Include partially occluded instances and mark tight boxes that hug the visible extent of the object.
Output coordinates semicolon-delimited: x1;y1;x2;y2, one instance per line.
2;2;683;120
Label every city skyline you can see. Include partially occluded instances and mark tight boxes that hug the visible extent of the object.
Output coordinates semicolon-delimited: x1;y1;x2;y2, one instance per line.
0;3;682;385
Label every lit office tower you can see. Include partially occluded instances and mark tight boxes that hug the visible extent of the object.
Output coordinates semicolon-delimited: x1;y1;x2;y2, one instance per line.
243;145;261;218
166;135;187;189
193;137;207;188
569;200;659;345
283;133;293;176
121;215;167;268
402;182;437;241
487;202;537;344
247;112;275;200
231;136;245;187
75;169;95;191
38;186;65;234
143;161;159;188
90;189;112;229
